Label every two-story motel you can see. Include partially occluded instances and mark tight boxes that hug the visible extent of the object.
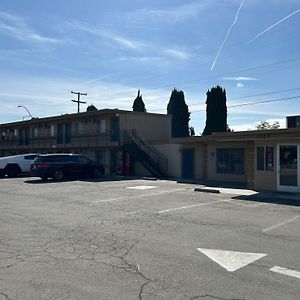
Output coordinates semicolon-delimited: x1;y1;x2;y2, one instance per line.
1;110;300;192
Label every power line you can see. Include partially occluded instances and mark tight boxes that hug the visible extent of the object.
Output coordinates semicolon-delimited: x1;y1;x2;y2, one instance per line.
22;56;300;118
89;56;300;100
230;87;300;100
79;31;300;92
191;95;300;113
189;86;300;109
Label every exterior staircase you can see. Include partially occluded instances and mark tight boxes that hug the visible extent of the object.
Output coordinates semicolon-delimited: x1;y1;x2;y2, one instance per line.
123;130;168;178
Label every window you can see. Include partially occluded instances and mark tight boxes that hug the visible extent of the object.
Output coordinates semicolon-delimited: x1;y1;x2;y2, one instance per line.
77;156;91;164
19;127;30;145
77;121;84;135
50;125;55;137
256;146;274;171
96;150;105;165
24;155;38;160
57;123;71;144
257;147;265;170
33;127;38;138
97;120;106;134
217;149;244;174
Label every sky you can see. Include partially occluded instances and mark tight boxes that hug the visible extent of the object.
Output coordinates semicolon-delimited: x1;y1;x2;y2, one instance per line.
0;0;300;134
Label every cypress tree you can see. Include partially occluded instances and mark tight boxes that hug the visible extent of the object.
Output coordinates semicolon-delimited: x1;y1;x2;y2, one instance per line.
202;85;229;135
167;88;190;138
132;90;146;112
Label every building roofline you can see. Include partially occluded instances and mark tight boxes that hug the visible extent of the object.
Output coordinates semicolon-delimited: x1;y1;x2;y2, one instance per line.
169;127;300;143
0;108;170;127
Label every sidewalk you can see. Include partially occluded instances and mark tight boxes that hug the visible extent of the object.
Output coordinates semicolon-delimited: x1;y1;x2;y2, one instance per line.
193;183;300;206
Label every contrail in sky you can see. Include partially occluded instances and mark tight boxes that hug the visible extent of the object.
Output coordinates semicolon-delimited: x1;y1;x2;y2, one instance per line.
247;8;300;44
211;0;245;71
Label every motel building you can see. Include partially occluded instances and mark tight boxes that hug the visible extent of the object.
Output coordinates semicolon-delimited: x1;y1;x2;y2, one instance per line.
153;115;300;193
1;110;300;193
0;109;171;178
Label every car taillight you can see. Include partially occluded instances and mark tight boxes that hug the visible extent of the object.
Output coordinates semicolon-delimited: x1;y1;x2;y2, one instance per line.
38;163;49;168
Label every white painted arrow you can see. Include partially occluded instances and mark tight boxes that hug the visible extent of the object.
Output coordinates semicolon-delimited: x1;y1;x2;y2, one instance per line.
270;266;300;279
197;248;267;272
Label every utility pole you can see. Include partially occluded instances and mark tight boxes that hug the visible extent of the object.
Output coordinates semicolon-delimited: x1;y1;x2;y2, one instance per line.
71;91;87;113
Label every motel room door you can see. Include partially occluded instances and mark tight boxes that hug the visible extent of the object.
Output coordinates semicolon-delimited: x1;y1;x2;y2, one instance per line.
181;148;194;179
277;144;300;192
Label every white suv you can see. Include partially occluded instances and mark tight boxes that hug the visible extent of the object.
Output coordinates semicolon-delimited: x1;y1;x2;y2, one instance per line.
0;153;40;177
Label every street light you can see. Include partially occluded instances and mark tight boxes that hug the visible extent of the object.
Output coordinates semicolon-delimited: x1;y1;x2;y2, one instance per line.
18;105;33;119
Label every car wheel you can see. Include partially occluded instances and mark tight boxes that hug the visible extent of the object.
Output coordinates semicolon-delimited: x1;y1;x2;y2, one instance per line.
54;170;64;180
41;176;48;181
6;167;18;178
93;168;103;178
0;170;5;178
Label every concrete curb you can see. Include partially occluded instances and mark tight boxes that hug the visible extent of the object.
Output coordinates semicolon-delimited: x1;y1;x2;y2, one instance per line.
194;187;220;194
142;177;158;181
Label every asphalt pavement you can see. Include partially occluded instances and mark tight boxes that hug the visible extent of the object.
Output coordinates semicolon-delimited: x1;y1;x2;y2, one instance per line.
0;177;299;300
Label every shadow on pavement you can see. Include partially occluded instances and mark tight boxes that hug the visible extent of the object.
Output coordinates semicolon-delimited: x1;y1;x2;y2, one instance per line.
231;193;300;207
24;175;145;184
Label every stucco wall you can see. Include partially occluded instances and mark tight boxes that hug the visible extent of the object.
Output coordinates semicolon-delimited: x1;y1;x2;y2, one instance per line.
194;145;204;180
253;139;300;191
120;113;171;141
206;142;246;183
133;161;152;177
153;143;181;178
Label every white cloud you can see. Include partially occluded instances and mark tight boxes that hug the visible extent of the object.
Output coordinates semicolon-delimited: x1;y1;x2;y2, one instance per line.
116;56;162;63
236;83;244;88
164;49;190;60
129;1;210;24
111;35;141;50
223;76;258;81
0;11;60;43
64;21;144;50
0;73;173;123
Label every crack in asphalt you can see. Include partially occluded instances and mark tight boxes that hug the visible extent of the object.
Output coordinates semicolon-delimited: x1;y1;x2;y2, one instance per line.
190;295;245;300
0;291;10;300
113;240;153;300
1;229;154;300
36;226;154;300
263;233;300;242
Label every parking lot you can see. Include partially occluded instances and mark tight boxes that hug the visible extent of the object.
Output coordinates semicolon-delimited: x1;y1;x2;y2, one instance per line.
0;177;299;300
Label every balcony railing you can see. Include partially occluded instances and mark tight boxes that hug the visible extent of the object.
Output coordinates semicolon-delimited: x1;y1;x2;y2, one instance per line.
0;132;115;150
124;129;168;176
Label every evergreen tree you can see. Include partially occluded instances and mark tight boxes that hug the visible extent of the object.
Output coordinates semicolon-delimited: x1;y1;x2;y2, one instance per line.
132;90;146;112
255;121;280;130
86;104;98;112
167;88;190;137
202;86;229;135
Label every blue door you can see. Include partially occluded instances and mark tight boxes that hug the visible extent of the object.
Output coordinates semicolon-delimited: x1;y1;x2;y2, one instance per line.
182;148;194;179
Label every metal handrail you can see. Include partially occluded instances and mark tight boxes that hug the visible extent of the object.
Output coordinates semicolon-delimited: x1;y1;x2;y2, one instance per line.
124;129;168;175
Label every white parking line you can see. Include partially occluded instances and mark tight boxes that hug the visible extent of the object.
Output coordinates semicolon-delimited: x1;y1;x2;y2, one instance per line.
126;186;157;190
92;188;187;203
158;199;228;214
262;215;299;233
227;200;270;208
270;266;300;279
